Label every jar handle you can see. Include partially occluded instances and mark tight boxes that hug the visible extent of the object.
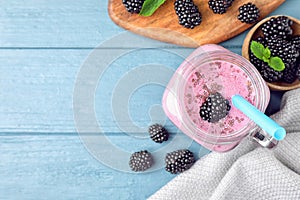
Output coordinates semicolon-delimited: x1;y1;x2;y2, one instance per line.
249;129;278;149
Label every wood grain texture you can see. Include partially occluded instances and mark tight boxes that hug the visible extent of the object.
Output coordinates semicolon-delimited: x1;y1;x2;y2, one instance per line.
0;0;120;48
0;48;194;133
108;0;286;47
0;134;199;199
0;0;299;199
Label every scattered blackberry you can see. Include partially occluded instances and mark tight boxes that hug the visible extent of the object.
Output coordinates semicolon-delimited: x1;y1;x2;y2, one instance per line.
174;0;202;29
148;124;169;143
249;37;266;71
129;150;153;172
291;36;300;51
165;149;195;174
261;16;293;40
237;3;260;24
208;0;235;14
259;62;283;82
199;92;231;123
122;0;145;14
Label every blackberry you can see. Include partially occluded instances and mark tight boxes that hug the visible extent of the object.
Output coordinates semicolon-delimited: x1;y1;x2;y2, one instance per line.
237;3;260;24
174;0;202;29
268;37;298;62
208;0;235;14
296;61;300;80
255;37;299;83
165;149;195;174
249;37;266;71
199;92;231;123
122;0;145;14
282;63;297;83
148;124;169;143
291;36;300;51
297;69;300;80
293;41;300;81
261;16;293;40
266;37;299;67
129;150;153;172
259;62;283;82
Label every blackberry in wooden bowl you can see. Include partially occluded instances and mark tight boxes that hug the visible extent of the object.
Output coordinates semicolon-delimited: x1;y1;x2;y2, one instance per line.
242;15;300;91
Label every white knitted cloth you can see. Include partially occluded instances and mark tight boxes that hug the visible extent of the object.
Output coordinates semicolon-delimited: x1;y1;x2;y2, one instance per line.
149;89;300;200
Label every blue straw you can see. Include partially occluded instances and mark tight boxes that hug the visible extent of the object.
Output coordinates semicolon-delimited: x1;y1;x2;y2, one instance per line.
232;95;286;141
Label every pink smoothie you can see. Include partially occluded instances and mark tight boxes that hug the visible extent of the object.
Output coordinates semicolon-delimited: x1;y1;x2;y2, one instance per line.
184;60;256;135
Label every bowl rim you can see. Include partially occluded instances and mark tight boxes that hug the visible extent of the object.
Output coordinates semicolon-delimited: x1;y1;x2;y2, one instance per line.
242;15;300;91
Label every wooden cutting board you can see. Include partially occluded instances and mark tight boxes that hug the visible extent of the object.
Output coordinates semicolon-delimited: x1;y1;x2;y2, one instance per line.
108;0;285;47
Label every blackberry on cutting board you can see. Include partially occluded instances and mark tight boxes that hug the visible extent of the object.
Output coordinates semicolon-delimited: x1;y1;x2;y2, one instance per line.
237;3;260;24
199;92;231;123
208;0;235;14
129;150;153;172
174;0;202;29
261;16;293;40
122;0;145;14
165;149;195;174
148;124;169;143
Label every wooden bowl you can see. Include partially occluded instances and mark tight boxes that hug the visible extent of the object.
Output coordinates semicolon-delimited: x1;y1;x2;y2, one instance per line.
242;15;300;91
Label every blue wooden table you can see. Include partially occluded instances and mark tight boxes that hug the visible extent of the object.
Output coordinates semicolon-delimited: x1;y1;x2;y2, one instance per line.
0;1;299;199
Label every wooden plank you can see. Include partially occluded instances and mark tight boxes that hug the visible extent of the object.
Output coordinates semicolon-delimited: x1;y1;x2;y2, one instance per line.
0;49;86;133
0;48;196;133
0;0;176;48
0;133;207;199
0;0;297;48
0;0;120;48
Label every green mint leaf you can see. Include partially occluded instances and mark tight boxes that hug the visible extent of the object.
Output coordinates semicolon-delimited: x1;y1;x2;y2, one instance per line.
262;56;269;63
269;56;285;72
263;47;271;59
250;41;265;60
139;0;166;17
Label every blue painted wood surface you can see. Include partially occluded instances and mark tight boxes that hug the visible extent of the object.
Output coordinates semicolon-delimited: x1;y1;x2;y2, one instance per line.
0;0;299;199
